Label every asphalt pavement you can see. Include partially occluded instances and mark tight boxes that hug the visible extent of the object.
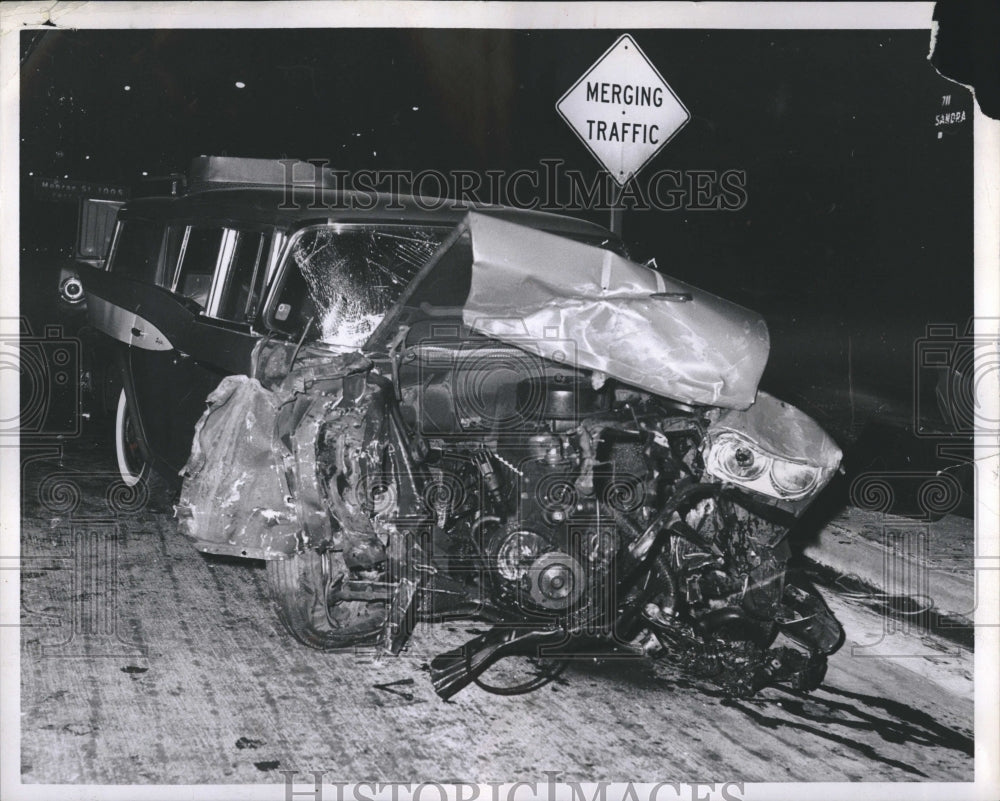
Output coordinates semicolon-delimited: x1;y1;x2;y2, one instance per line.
16;437;974;784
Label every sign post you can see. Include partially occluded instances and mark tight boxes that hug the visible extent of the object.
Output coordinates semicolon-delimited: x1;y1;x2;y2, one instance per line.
557;34;690;235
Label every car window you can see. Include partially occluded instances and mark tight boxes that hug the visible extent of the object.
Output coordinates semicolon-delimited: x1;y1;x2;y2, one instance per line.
217;230;271;323
108;218;164;282
174;227;224;309
160;225;187;289
271;225;448;347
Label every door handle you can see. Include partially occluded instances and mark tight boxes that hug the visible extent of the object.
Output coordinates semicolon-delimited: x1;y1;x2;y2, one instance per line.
131;327;144;338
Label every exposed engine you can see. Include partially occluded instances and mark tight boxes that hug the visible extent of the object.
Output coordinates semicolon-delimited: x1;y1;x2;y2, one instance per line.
389;371;793;652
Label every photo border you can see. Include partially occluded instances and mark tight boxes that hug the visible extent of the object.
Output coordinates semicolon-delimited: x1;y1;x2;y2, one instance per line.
1;3;996;800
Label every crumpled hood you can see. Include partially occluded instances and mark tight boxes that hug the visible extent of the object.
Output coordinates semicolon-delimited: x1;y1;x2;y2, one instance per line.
458;212;770;409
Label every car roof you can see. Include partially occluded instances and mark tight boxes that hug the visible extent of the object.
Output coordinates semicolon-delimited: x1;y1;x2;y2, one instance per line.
119;155;621;244
119;186;620;245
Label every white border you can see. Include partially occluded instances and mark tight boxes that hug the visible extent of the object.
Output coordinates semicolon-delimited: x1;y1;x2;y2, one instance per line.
0;1;938;31
1;3;997;801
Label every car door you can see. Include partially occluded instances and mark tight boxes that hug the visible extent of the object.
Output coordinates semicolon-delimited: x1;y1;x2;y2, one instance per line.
82;214;180;473
84;216;282;476
147;222;283;472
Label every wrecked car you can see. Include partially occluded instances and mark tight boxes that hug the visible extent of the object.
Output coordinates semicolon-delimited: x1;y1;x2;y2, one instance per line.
82;156;844;699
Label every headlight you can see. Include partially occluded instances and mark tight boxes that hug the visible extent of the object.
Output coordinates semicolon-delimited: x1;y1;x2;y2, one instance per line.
704;432;823;501
60;275;85;304
717;437;767;481
770;459;820;497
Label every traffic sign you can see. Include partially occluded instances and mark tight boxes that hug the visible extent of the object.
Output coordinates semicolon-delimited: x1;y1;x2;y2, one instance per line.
557;34;690;186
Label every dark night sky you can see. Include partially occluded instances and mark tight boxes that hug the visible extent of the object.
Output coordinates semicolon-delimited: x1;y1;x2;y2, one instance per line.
19;27;975;436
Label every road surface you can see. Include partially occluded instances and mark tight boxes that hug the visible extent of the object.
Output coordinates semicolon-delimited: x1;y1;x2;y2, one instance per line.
17;439;974;784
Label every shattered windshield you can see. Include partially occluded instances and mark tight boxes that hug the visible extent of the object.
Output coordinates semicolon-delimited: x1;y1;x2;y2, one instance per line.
273;224;448;348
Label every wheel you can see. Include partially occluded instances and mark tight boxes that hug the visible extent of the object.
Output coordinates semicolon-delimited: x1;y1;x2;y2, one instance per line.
267;550;386;650
114;387;174;510
115;388;149;487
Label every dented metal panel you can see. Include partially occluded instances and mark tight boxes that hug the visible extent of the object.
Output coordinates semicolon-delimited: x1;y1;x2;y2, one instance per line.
176;338;384;559
709;390;842;469
176;374;300;558
458;213;770;409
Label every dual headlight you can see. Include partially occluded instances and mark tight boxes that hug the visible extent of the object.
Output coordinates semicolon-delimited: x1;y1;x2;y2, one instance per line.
703;431;826;501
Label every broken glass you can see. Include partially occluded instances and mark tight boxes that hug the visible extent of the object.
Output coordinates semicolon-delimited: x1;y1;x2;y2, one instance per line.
286;225;448;348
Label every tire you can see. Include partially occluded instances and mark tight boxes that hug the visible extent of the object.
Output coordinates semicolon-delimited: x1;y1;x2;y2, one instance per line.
114;388;173;509
267;550;386;650
115;388;150;487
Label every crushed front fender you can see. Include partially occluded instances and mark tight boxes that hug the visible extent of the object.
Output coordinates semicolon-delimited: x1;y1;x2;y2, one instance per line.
175;339;380;560
176;373;300;559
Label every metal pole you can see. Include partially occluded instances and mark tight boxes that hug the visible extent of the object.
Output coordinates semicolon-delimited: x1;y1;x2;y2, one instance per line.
609;179;624;236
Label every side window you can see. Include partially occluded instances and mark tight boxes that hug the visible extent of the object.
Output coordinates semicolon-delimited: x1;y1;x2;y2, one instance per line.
174;227;224;309
160;226;187;289
108;219;164;282
217;230;271;323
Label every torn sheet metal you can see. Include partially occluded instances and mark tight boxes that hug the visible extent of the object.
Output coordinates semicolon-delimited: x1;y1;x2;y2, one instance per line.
176;338;384;559
458;212;770;409
176;374;299;559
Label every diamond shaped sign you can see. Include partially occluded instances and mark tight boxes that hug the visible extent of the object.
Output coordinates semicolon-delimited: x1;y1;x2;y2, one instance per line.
557;34;690;186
